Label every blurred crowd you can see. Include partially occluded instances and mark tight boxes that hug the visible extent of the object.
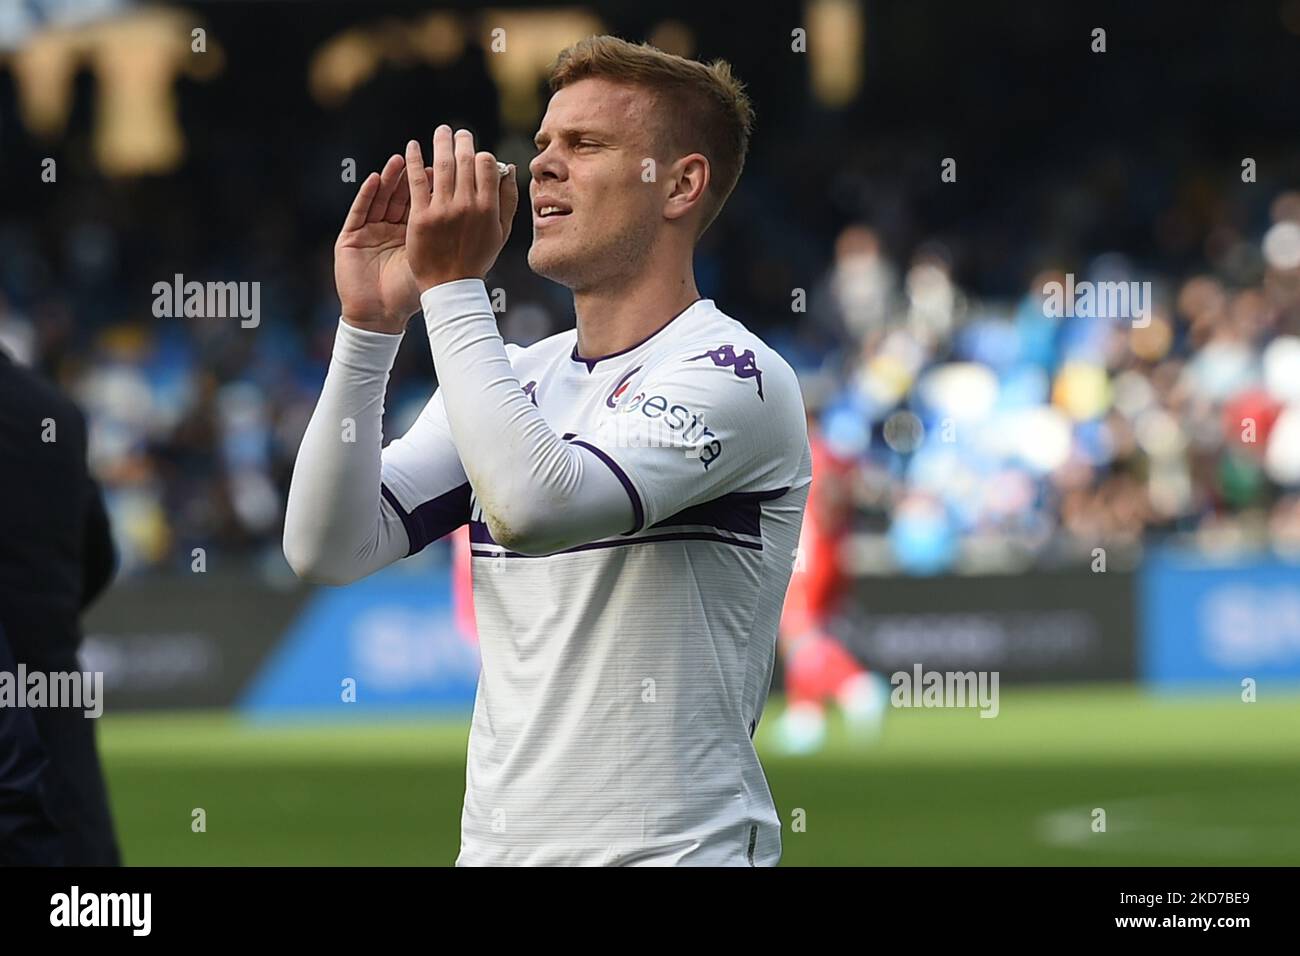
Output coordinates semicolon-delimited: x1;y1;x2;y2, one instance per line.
5;179;1299;579
2;19;1299;579
801;194;1300;574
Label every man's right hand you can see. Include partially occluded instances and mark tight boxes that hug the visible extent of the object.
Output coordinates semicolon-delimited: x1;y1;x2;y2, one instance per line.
335;154;422;334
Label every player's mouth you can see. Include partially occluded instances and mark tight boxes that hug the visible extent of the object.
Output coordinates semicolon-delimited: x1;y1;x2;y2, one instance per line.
533;197;573;227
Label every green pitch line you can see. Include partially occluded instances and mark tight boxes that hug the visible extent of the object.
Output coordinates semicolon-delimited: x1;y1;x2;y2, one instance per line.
96;687;1300;866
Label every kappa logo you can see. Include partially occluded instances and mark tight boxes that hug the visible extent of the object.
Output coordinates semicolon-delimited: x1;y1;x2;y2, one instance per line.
605;365;643;409
688;344;764;400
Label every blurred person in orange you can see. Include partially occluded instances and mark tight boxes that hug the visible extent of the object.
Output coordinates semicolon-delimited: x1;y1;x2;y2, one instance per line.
774;409;886;754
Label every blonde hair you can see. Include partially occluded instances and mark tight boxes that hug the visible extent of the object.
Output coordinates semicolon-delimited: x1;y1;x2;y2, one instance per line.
547;35;754;237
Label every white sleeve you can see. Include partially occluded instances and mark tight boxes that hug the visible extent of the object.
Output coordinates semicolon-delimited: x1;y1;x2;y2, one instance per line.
378;386;473;556
283;318;470;585
420;279;635;556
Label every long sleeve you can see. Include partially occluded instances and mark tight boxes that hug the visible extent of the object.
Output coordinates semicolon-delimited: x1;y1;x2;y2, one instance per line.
283;320;408;584
420;280;635;555
283;319;471;585
421;280;810;557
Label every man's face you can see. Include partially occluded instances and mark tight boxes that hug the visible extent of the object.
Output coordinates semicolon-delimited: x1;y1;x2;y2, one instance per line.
527;77;665;291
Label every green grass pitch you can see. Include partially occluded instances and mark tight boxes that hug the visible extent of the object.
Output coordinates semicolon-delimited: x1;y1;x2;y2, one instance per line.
97;686;1300;865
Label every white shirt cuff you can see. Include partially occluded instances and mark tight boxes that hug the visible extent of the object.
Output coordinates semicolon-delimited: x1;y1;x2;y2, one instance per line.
420;278;495;333
333;317;405;374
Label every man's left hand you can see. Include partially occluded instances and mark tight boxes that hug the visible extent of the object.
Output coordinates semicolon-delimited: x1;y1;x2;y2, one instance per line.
404;125;519;291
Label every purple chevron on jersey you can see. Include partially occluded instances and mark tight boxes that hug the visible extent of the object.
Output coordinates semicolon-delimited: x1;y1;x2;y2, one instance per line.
688;344;764;400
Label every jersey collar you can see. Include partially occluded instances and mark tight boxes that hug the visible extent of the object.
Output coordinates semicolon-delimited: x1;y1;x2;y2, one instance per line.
570;298;706;373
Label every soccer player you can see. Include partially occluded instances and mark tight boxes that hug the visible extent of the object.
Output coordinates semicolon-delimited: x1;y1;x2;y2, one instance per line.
775;411;887;754
284;35;812;866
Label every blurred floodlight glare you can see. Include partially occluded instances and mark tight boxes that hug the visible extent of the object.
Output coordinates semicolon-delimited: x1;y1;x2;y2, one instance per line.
996;406;1072;474
807;0;863;108
1266;407;1300;485
477;9;606;128
3;8;219;174
311;8;606;125
1263;221;1300;270
1134;407;1187;459
646;20;695;58
1052;361;1112;422
916;362;999;422
308;13;468;108
1264;336;1300;405
883;409;925;453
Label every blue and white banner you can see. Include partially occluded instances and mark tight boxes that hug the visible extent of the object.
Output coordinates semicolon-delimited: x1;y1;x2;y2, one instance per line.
240;565;479;717
1141;549;1300;688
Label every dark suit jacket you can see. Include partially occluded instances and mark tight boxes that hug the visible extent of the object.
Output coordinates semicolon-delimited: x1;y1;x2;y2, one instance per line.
0;346;116;667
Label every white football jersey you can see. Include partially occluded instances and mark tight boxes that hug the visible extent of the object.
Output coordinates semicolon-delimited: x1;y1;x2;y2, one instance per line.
380;297;812;866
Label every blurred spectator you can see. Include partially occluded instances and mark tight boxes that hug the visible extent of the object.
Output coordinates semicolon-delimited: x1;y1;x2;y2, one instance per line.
0;344;121;865
3;11;1299;578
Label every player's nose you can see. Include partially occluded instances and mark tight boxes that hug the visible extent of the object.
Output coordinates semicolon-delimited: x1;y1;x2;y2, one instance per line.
529;147;564;183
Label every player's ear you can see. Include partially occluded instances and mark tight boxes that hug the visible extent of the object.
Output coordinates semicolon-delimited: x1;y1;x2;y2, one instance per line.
663;153;709;225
